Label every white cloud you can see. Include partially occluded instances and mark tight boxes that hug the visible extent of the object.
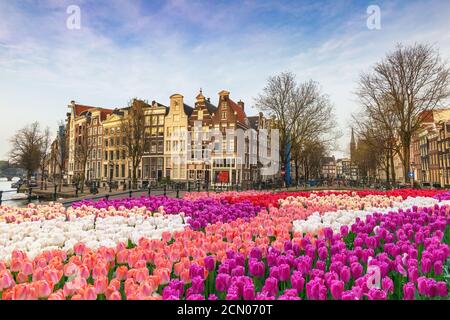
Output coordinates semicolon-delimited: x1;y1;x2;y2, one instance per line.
0;0;450;160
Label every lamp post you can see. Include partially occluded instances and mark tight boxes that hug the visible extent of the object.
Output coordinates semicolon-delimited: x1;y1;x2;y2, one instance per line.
410;162;416;188
108;161;113;193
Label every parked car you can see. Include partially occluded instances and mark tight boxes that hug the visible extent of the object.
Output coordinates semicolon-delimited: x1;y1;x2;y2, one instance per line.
11;179;24;189
26;180;38;188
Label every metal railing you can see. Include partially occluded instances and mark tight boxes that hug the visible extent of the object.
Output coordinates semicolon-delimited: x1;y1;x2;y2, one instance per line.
2;178;429;207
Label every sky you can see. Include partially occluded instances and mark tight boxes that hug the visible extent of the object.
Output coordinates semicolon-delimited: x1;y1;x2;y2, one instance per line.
1;0;450;159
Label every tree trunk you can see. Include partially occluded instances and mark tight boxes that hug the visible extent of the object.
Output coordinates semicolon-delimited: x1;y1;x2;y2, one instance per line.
390;149;396;184
294;153;299;183
385;152;390;185
401;137;411;183
40;164;44;190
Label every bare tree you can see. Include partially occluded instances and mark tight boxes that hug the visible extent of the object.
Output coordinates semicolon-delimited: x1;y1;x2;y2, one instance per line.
50;122;67;191
38;127;51;189
121;99;147;189
9;122;46;182
356;43;450;182
256;72;339;183
74;119;94;193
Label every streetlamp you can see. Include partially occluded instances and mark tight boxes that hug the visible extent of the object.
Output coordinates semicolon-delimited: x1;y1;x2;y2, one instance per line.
410;162;416;188
108;161;113;193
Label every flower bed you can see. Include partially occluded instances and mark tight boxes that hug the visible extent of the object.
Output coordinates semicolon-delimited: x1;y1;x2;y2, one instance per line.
0;189;449;300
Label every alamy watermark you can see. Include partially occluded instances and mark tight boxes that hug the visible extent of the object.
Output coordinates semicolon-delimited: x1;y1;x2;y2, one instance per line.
168;121;280;176
367;5;381;30
66;5;81;30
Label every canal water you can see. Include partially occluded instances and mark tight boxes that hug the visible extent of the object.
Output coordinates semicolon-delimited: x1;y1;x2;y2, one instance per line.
0;177;34;208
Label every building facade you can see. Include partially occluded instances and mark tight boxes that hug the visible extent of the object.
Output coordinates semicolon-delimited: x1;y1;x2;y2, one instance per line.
164;94;193;182
142;100;167;183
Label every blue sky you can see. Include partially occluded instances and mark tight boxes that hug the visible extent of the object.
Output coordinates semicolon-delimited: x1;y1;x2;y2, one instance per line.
1;0;450;158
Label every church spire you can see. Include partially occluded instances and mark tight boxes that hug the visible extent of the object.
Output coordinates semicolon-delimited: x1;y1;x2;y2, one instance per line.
350;128;356;162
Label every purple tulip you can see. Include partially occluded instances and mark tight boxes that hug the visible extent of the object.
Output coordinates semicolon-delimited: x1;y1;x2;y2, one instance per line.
367;288;387;300
262;277;278;296
291;273;305;294
330;280;344;300
243;284;255;300
340;266;351;283
318;247;328;260
340;225;349;237
433;260;443;275
204;256;215;272
421;258;432;274
216;273;230;292
269;266;279;280
189;264;205;280
250;247;262;260
324;227;333;240
341;290;357;300
231;266;245;277
279;264;291;282
403;282;416;300
382;277;394;294
249;260;265;278
436;281;448;297
187;294;205;300
350;262;363;279
191;276;204;294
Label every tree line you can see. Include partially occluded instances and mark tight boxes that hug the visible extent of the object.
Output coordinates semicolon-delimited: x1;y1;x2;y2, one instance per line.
352;43;450;183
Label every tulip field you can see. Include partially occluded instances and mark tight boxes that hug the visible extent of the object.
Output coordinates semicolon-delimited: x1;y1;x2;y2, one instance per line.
0;189;449;300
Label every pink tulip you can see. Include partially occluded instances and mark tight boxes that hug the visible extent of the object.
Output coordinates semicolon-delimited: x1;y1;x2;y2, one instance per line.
94;276;108;294
83;286;97;300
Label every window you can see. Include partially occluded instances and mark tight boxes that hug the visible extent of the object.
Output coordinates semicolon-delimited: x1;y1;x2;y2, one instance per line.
121;164;125;177
222;111;227;120
104;151;108;160
98;137;102;145
158;115;164;125
152;116;158;126
111;128;115;135
104;128;108;135
198;110;204;120
98;127;102;135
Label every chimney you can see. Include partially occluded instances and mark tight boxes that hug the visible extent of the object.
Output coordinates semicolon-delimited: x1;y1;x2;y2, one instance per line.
238;100;244;111
218;90;230;99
